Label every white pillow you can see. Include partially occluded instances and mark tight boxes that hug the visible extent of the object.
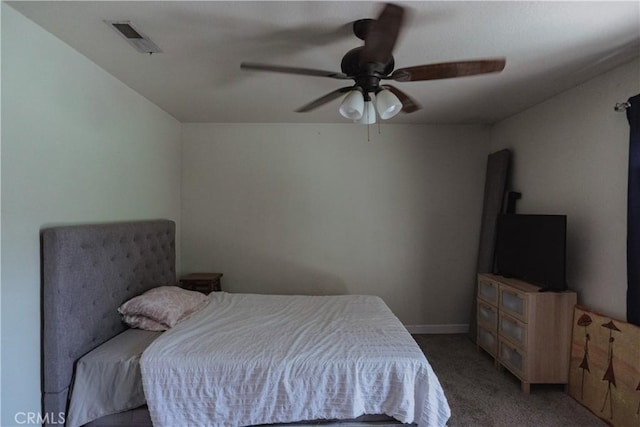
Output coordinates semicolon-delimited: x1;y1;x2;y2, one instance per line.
118;286;208;330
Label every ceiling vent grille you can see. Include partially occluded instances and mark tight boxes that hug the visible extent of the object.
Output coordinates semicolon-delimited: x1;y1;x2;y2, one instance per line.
105;20;162;54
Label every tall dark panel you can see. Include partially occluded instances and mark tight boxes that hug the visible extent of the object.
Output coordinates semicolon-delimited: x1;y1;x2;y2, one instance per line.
468;149;511;342
627;94;640;326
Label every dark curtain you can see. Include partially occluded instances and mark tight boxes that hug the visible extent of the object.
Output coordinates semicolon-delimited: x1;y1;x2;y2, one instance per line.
627;94;640;326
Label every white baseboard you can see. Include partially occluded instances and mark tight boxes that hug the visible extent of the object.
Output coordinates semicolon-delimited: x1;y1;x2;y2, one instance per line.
404;324;469;334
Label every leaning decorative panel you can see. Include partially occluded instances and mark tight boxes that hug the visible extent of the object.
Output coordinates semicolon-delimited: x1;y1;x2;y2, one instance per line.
568;305;640;427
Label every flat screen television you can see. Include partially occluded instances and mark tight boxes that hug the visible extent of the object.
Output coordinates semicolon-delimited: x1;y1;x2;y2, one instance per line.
495;214;567;291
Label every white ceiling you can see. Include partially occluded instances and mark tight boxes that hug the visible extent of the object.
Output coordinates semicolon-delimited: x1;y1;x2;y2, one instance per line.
8;1;640;124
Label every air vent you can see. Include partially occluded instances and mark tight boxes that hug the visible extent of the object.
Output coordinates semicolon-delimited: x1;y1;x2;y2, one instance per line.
105;20;162;54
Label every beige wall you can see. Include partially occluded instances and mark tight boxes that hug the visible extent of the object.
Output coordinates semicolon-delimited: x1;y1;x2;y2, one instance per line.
490;58;640;320
181;123;491;327
1;5;182;425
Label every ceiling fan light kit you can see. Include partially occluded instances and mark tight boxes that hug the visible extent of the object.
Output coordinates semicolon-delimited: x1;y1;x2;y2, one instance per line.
339;89;365;120
375;88;403;120
240;2;506;124
339;88;402;124
356;101;377;125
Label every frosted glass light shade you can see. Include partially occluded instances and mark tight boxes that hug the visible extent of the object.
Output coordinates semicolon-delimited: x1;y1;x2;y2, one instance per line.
375;89;402;120
339;90;364;120
355;101;376;124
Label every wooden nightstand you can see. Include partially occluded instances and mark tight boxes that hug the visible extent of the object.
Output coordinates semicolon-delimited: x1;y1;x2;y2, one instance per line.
179;273;223;294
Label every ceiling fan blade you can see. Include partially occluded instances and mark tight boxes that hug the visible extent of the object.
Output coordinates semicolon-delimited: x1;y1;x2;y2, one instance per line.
390;59;506;82
381;85;421;113
241;62;349;79
360;3;405;66
296;87;353;112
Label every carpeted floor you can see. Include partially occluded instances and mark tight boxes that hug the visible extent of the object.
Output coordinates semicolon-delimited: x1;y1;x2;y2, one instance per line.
414;334;606;427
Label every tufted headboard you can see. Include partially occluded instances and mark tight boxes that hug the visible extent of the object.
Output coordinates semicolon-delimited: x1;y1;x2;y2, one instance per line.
41;220;176;421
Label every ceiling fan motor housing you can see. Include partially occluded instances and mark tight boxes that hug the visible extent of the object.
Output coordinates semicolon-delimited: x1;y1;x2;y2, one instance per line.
340;47;394;94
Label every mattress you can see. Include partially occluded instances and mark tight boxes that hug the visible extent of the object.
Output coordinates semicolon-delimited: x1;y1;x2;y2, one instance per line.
141;293;451;427
66;329;162;427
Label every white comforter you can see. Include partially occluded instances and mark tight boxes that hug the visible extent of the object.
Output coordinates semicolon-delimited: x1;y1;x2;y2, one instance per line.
140;293;450;427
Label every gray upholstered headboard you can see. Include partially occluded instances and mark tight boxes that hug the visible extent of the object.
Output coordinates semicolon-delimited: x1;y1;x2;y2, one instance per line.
41;220;176;421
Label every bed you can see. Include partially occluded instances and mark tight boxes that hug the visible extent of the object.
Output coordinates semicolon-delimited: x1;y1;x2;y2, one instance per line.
41;220;450;427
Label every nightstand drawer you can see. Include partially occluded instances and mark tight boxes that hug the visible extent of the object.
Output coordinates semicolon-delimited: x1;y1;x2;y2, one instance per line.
499;312;527;350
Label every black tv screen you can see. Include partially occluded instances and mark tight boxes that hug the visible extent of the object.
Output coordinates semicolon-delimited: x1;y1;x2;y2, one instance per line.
495;214;567;291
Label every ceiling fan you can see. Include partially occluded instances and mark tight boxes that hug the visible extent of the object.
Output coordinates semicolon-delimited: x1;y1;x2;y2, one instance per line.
240;3;506;122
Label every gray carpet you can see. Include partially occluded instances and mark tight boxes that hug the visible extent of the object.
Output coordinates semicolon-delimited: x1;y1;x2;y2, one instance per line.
414;334;606;427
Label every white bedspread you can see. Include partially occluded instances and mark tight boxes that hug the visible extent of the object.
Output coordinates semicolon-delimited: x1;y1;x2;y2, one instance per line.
141;293;450;427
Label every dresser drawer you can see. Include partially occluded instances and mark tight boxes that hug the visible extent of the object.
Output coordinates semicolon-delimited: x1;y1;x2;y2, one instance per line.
499;286;528;321
478;279;498;305
499;338;527;380
477;325;498;357
477;300;498;331
499;312;527;350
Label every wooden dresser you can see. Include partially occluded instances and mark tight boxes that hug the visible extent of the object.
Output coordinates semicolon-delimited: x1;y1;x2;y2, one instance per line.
476;273;577;393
